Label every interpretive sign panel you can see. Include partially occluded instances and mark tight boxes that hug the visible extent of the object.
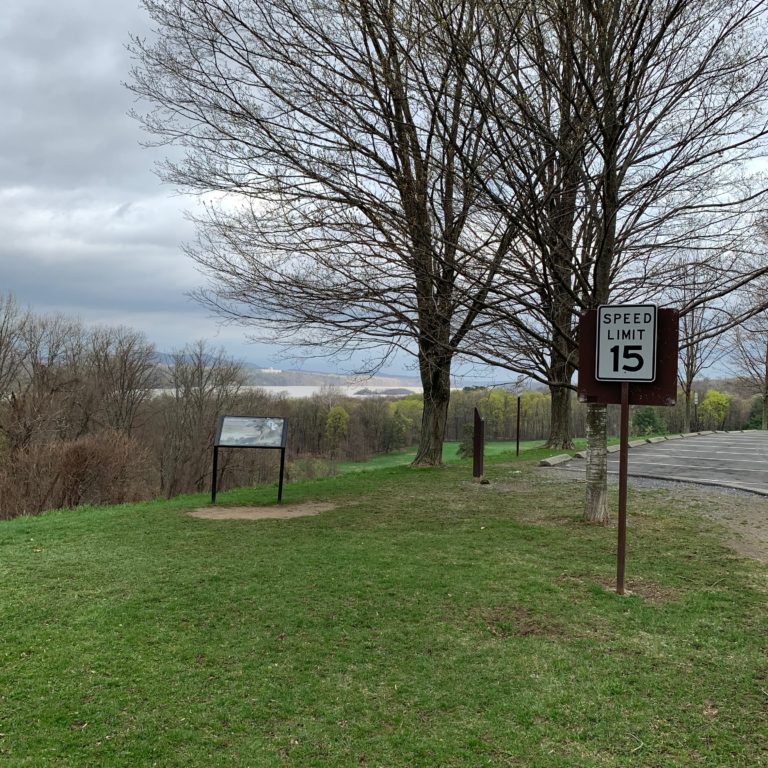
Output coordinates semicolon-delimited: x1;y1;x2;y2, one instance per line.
215;416;287;448
596;304;657;382
211;415;288;504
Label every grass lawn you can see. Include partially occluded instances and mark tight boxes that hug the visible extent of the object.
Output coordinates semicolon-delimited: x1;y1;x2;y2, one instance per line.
1;454;766;766
337;440;589;472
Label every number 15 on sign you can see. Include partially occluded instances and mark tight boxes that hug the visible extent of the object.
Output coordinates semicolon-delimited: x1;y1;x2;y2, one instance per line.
596;305;658;382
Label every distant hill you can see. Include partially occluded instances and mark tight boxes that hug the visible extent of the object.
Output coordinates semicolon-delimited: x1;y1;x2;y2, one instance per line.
154;352;422;389
243;365;421;389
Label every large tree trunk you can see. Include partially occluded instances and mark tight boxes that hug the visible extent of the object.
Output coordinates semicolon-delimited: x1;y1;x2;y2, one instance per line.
413;355;452;466
545;350;575;449
546;382;573;449
762;392;768;430
581;1;620;524
584;403;609;524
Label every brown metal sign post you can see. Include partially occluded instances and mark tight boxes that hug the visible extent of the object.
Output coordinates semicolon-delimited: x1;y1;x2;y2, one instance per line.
473;407;485;480
597;304;657;596
579;306;679;596
617;382;630;595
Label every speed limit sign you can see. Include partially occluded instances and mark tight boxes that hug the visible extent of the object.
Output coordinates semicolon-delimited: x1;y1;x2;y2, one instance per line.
596;304;657;382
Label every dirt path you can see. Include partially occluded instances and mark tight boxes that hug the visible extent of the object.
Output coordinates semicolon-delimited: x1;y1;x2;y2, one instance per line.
668;489;768;564
542;468;768;563
189;502;336;520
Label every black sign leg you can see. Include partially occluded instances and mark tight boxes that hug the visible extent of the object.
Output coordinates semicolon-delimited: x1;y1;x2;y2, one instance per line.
277;448;286;503
617;382;630;595
211;446;219;504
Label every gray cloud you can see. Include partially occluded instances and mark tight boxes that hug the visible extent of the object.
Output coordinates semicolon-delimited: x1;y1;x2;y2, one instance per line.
0;1;439;377
0;1;238;358
0;1;156;192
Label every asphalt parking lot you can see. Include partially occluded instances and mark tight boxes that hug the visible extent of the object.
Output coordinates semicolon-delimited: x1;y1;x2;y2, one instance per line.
556;431;768;495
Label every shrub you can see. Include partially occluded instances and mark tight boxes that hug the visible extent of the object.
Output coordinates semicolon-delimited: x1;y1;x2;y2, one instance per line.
632;407;666;436
699;389;731;430
0;431;153;520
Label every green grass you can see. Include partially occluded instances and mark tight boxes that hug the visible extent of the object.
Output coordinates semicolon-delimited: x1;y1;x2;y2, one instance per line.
1;456;766;766
338;440;588;472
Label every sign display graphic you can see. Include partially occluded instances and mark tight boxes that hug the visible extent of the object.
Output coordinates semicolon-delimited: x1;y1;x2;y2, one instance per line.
596;304;657;382
215;416;287;448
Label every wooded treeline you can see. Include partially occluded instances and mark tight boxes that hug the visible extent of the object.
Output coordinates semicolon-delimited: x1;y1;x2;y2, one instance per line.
1;295;764;519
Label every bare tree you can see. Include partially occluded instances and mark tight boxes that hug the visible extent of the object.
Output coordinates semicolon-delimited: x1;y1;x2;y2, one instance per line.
88;326;158;434
654;255;739;431
129;0;768;481
158;341;245;496
0;293;30;399
729;282;768;429
128;0;516;466
2;313;89;450
462;0;768;521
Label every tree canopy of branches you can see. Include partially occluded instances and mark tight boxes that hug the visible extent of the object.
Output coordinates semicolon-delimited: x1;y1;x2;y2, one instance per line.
129;0;517;466
457;0;768;519
130;0;768;503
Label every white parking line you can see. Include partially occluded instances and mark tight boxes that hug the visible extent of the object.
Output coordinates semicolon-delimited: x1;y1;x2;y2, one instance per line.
610;461;768;474
624;454;768;466
642;449;768;457
621;456;768;467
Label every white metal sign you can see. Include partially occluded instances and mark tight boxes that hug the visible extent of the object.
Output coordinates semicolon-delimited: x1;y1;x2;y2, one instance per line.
596;304;658;382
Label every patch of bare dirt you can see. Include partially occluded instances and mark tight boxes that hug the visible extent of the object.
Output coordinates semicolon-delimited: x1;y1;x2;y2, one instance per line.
671;491;768;564
541;470;768;564
188;502;336;520
470;605;565;639
597;578;680;603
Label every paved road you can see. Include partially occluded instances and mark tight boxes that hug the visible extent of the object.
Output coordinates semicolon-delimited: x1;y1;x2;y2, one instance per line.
561;431;768;495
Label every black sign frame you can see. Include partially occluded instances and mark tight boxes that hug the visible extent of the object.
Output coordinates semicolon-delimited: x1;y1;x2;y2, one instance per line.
211;415;288;504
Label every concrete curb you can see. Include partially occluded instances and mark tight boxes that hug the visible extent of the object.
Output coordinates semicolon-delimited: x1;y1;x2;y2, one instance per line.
538;429;720;470
538;454;574;467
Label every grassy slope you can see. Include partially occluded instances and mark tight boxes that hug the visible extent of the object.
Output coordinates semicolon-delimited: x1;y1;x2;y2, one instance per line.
337;440;589;472
0;451;766;767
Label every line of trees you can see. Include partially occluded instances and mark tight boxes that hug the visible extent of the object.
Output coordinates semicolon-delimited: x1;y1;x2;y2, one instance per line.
129;0;768;523
0;297;416;518
1;295;766;519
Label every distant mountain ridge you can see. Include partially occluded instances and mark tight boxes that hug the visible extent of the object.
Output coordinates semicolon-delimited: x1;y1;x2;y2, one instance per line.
154;352;421;389
242;365;421;389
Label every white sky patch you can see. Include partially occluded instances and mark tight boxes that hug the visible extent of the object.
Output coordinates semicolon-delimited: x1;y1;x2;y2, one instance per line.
0;187;195;263
0;0;500;380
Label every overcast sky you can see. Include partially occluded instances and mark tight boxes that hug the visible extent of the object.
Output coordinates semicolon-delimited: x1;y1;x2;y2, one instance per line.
0;0;512;384
0;0;457;379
